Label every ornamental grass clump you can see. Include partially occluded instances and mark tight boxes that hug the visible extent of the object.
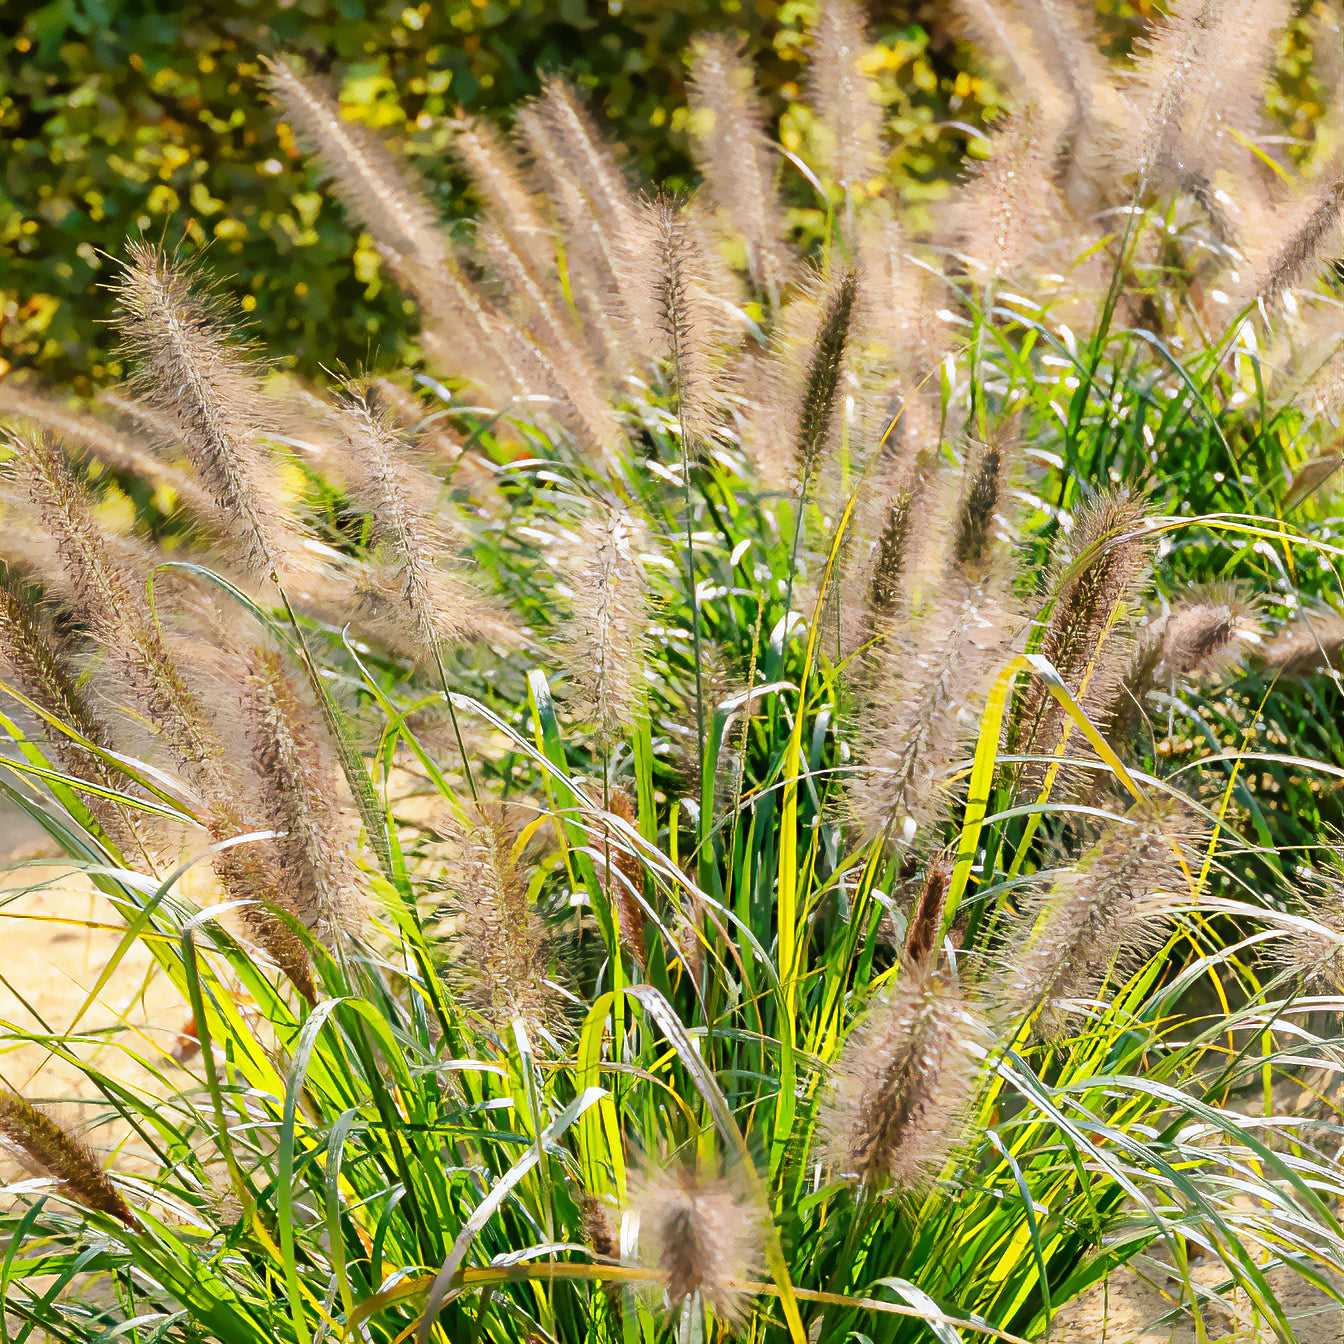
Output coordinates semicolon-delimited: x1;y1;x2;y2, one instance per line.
1;3;1343;1342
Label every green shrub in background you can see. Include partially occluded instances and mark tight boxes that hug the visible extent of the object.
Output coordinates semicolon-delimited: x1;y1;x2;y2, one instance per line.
0;0;989;387
3;0;1335;388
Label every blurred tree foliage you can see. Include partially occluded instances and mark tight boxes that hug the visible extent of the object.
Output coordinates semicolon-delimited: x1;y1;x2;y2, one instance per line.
0;0;1336;388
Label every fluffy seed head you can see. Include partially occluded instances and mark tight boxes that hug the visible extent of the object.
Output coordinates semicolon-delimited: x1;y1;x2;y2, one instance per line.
806;0;884;194
1157;585;1261;680
0;1092;139;1229
559;511;650;748
1268;860;1344;992
112;243;289;579
629;1164;765;1326
1260;607;1344;679
822;965;984;1190
686;35;791;297
244;648;365;949
1001;800;1193;1039
1016;490;1154;791
795;268;859;482
443;807;560;1038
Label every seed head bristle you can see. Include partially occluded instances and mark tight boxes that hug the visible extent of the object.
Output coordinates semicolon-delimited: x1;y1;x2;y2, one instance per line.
1157;584;1261;680
244;648;365;949
1259;607;1344;679
8;429;225;790
1016;489;1154;792
604;788;647;968
952;421;1018;575
0;383;213;518
445;807;561;1038
625;194;732;446
261;56;449;271
795;267;859;483
336;388;514;656
447;112;557;280
559;510;649;749
1122;0;1235;182
806;0;885;196
0;1092;139;1229
850;569;1020;843
0;563;138;851
112;243;294;580
959;107;1059;283
687;35;792;297
1001;800;1193;1039
629;1164;765;1326
1269;858;1344;991
822;965;984;1190
903;855;952;973
1248;174;1344;306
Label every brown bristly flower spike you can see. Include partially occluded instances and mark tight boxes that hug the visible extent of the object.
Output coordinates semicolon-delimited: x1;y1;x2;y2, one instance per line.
903;854;952;973
1259;607;1344;679
0;563;138;851
952;422;1017;574
0;382;213;518
260;56;449;272
1016;489;1154;789
806;0;884;198
112;243;287;580
604;788;647;968
822;964;984;1191
448;807;558;1036
1001;799;1191;1039
336;387;511;657
244;648;364;949
1269;856;1344;992
686;35;791;298
868;487;914;621
1251;174;1344;306
0;1091;139;1229
1157;585;1260;680
561;510;649;749
7;430;316;1002
795;268;859;484
627;194;729;447
629;1163;765;1326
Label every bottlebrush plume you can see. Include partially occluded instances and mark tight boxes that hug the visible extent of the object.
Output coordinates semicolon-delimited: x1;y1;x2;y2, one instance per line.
443;807;560;1036
958;107;1059;284
602;788;647;968
112;243;292;580
1000;800;1193;1039
1122;0;1235;182
628;1163;765;1326
1269;859;1344;992
261;56;449;272
795;267;859;483
849;569;1020;843
0;563;139;852
334;387;515;656
806;0;885;196
0;382;214;519
1016;489;1154;792
1156;585;1261;680
0;1092;139;1230
687;35;791;297
624;194;733;446
1260;607;1344;679
822;964;985;1190
1246;174;1344;306
559;510;650;748
447;112;557;280
8;428;224;788
244;648;365;948
903;855;953;973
